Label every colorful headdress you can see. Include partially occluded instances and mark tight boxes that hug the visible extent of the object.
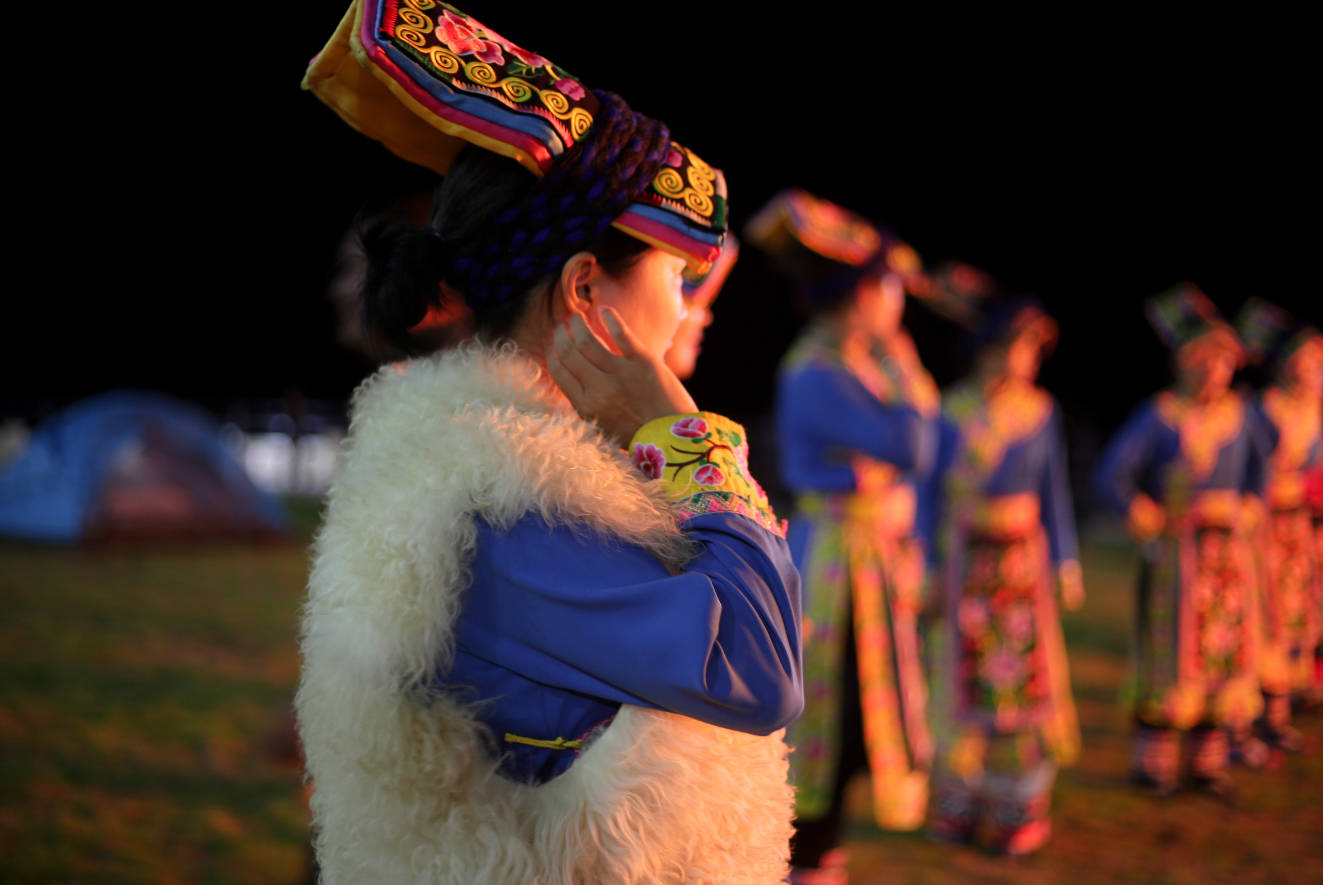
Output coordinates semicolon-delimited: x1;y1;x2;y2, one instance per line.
1235;297;1322;368
681;236;739;309
1144;283;1244;362
304;1;727;302
926;261;998;327
972;295;1058;355
745;189;924;307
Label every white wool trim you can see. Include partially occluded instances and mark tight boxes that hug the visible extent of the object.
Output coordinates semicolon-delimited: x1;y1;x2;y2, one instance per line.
298;343;793;884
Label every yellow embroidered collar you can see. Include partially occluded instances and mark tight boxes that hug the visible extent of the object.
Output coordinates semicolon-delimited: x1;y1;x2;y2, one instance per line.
1155;390;1244;480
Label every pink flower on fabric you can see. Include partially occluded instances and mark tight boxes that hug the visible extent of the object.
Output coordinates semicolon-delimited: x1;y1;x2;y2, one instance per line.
670;416;709;439
435;11;552;69
982;648;1022;690
554;77;586;100
1202;622;1237;659
1003;603;1036;645
694;463;726;487
631;442;666;480
436;10;505;64
957;597;990;637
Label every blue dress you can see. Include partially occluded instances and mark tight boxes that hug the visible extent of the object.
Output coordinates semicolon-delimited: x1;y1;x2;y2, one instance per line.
775;322;939;831
923;379;1082;844
1094;389;1270;730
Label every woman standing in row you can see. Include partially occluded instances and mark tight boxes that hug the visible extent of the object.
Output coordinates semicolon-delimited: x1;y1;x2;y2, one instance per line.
926;297;1082;854
1239;298;1323;741
297;6;802;882
750;190;939;880
1094;285;1269;797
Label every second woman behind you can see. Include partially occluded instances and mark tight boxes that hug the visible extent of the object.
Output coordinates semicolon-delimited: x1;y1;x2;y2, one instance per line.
750;190;939;878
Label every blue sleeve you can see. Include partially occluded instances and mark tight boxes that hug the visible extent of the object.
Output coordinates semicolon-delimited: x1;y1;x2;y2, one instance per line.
1243;399;1277;497
1039;406;1080;565
457;511;804;736
1093;400;1160;515
917;413;961;568
779;365;935;474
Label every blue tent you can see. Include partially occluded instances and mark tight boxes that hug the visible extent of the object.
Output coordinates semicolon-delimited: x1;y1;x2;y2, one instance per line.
0;392;287;542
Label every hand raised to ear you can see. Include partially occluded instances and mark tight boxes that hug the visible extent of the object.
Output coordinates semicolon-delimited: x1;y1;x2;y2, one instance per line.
547;307;697;448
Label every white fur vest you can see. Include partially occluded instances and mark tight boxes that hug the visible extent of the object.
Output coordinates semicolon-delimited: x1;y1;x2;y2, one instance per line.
297;344;793;884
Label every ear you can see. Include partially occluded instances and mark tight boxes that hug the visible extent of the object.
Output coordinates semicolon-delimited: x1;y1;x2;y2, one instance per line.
554;251;600;320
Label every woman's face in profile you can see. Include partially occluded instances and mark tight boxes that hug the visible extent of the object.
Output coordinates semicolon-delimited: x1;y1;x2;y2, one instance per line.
1005;332;1043;383
588;249;688;359
1285;338;1323;397
852;272;905;341
1177;338;1236;399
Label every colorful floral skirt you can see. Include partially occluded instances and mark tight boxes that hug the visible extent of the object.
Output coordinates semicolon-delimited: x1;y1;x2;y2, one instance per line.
787;503;931;831
929;525;1079;785
1257;506;1321;696
1130;523;1262;730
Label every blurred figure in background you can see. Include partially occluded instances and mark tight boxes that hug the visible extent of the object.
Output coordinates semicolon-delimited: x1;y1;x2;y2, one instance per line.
1094;285;1269;798
750;190;938;882
925;297;1082;855
1238;299;1323;733
663;236;738;380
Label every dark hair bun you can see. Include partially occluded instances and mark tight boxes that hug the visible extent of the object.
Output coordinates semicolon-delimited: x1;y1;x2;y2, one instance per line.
359;219;455;353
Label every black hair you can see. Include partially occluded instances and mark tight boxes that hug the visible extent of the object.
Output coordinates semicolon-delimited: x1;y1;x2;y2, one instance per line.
358;146;651;353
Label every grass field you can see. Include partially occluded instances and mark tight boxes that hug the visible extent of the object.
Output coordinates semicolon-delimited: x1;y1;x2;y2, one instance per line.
1;523;1321;884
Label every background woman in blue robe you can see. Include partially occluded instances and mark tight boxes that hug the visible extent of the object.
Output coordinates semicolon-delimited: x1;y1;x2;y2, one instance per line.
1237;298;1323;748
925;297;1083;855
748;189;939;879
1094;285;1269;798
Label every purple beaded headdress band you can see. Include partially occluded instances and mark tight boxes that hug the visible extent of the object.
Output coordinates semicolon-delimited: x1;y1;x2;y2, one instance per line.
304;1;727;305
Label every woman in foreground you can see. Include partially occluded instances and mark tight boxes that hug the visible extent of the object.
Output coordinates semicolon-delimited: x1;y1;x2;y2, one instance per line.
296;5;802;882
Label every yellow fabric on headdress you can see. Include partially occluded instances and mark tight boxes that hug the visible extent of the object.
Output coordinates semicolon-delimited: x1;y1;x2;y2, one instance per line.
304;5;467;175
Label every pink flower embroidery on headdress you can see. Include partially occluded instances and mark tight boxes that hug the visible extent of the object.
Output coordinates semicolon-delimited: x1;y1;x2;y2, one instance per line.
554;77;586;100
694;464;726;487
670;416;709;439
631;442;667;480
435;10;551;69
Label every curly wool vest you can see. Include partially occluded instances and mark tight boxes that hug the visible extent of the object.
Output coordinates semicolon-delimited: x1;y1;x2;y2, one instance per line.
297;344;794;884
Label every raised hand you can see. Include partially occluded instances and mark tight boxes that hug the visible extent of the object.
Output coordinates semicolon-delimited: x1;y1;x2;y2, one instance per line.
547;307;697;448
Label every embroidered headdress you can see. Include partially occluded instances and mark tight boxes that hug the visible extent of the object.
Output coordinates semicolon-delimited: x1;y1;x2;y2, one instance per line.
1235;297;1321;369
305;1;727;304
1145;283;1244;364
745;189;925;307
925;261;998;327
972;295;1058;355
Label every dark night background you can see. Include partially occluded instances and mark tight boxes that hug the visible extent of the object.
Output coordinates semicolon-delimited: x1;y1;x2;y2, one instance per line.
12;5;1316;493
